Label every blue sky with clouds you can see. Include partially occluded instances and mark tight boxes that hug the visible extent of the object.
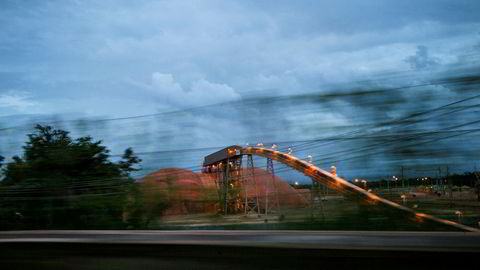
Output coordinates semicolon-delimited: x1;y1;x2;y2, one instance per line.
1;0;480;179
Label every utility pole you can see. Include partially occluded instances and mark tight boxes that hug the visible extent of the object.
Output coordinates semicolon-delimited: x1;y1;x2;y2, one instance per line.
474;164;477;187
440;167;446;195
310;180;321;220
401;166;405;190
437;167;441;193
447;165;452;207
387;176;390;195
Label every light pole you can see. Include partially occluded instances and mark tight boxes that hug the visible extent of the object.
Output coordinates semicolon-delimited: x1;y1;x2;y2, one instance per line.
387;177;390;195
392;176;398;190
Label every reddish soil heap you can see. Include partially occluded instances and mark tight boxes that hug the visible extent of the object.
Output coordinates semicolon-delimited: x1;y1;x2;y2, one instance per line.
239;168;309;209
139;168;308;215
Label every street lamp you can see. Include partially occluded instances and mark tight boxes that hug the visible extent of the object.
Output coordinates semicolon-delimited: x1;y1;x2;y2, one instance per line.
392;176;398;189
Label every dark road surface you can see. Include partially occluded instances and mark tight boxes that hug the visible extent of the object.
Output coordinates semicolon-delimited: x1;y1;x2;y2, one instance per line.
1;230;479;269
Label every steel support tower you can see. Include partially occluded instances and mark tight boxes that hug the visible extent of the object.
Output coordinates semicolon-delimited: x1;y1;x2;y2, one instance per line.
310;179;325;220
216;156;243;214
245;154;261;215
265;158;280;216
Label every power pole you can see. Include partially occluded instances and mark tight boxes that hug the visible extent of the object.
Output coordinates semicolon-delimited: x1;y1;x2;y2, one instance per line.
387;176;390;195
439;167;446;195
437;167;441;193
401;166;405;190
447;165;452;207
474;164;477;187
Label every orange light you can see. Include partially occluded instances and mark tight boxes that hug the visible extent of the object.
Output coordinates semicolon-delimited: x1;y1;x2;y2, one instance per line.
304;165;316;176
442;219;456;225
416;213;427;218
415;212;426;223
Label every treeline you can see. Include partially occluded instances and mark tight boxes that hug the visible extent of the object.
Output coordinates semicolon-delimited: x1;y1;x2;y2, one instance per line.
0;125;168;230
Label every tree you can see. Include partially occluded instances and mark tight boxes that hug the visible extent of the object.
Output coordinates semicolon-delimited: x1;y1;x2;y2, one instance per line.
118;147;142;175
475;172;480;201
0;125;141;229
124;174;172;228
0;155;4;178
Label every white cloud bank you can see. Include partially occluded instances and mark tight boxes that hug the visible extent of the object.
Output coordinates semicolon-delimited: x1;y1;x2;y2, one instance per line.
0;91;41;115
150;73;240;107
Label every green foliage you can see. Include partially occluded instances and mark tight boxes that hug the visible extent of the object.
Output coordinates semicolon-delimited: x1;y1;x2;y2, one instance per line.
0;125;143;230
124;175;173;229
118;147;142;175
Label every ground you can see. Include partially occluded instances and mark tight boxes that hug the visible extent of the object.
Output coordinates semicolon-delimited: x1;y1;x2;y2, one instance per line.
153;189;479;231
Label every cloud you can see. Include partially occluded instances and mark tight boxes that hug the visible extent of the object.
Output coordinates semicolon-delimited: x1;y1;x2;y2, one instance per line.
0;91;41;114
404;45;439;70
191;78;240;103
1;0;480;175
150;72;240;107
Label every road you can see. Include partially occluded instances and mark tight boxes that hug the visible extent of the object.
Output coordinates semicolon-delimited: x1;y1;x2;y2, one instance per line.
1;230;479;269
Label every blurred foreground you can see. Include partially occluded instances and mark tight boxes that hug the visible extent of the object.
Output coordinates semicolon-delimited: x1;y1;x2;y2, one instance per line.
1;230;479;270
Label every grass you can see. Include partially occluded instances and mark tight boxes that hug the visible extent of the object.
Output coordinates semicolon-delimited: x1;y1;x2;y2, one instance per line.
154;196;465;231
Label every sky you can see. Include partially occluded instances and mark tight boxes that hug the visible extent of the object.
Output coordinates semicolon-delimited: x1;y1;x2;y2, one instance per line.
1;0;480;180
